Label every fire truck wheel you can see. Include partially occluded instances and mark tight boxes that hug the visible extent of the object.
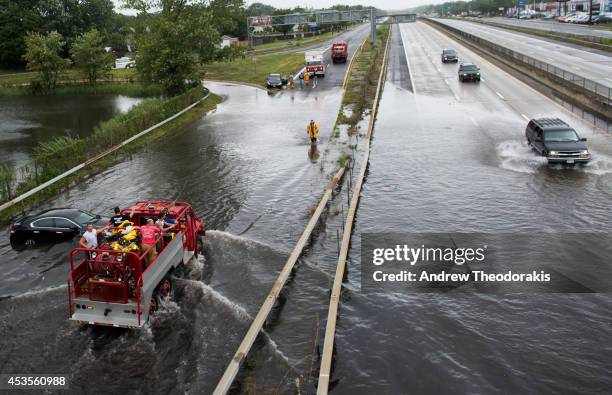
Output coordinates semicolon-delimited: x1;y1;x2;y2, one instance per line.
159;276;173;300
195;236;204;257
149;295;158;315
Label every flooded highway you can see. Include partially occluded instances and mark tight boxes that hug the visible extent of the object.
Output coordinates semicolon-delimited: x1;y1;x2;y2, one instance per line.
331;22;612;394
0;94;142;169
0;20;610;394
0;73;359;392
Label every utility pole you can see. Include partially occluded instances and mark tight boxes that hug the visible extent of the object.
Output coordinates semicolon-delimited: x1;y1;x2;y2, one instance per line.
370;8;377;47
588;0;593;24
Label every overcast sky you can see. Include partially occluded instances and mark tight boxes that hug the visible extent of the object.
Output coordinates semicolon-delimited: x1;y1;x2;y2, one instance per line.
114;0;442;15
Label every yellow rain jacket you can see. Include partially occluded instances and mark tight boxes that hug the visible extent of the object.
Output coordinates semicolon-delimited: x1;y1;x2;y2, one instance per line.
307;122;319;139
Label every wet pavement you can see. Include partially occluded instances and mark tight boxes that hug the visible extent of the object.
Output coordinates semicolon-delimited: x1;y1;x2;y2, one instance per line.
0;94;142;169
0;19;369;390
483;16;612;39
434;18;612;89
0;21;610;395
330;22;612;394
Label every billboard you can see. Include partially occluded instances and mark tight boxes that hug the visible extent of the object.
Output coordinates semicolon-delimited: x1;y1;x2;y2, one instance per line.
248;16;272;27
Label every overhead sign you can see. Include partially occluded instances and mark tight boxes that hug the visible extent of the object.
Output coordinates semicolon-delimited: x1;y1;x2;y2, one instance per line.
248;16;272;27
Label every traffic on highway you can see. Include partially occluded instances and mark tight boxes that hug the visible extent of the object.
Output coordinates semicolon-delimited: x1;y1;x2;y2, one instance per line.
0;1;610;394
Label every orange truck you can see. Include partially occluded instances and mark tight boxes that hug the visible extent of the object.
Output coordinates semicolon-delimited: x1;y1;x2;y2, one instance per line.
331;41;349;64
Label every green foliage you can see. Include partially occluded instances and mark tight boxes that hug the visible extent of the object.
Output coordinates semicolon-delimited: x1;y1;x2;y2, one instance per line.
215;45;246;62
71;29;114;85
0;162;14;201
210;0;247;39
204;52;304;86
0;0;42;68
0;0;116;68
125;0;220;96
23;31;71;93
26;86;206;187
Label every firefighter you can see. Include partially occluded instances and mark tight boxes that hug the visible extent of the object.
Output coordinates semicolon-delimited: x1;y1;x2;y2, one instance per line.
306;119;319;144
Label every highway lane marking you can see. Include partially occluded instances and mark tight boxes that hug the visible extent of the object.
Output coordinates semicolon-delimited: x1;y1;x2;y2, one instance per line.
521;113;530;122
495;91;505;100
425;21;605;132
399;25;418;94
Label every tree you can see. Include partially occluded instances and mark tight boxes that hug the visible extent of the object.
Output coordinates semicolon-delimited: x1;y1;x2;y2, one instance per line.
210;0;247;39
125;0;220;96
71;29;114;85
0;0;117;68
23;31;70;92
0;0;44;67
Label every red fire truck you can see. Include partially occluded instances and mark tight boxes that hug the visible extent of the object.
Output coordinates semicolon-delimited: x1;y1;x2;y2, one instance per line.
67;201;205;328
305;51;326;78
331;41;349;64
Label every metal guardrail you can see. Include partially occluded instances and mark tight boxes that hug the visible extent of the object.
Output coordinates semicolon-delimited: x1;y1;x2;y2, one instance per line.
0;88;211;213
427;18;612;106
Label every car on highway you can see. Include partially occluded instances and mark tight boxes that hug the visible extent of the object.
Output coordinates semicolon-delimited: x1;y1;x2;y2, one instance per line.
266;73;286;89
10;208;109;246
441;49;458;63
458;63;480;82
525;118;591;165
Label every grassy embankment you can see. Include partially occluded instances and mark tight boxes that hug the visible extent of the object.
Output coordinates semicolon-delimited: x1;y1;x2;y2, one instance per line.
334;25;390;137
0;87;222;221
204;52;305;87
205;25;361;86
464;18;612;52
0;68;161;97
252;27;356;54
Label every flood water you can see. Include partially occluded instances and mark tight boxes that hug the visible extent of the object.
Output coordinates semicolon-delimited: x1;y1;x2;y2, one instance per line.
0;81;354;394
0;22;610;395
0;94;142;169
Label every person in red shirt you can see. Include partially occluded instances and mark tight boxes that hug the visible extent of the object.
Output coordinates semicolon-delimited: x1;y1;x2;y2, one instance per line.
140;218;160;268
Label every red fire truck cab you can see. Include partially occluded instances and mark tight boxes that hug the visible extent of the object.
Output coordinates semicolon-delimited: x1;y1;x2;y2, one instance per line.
331;41;349;64
67;201;205;328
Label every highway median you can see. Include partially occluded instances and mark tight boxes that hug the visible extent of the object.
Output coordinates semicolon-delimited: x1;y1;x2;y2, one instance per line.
335;25;390;136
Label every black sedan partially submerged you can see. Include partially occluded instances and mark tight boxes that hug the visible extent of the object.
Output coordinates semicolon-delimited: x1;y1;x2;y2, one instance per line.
266;73;287;89
10;208;108;246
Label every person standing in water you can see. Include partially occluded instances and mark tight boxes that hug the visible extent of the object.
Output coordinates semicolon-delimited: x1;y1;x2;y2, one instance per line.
306;119;319;144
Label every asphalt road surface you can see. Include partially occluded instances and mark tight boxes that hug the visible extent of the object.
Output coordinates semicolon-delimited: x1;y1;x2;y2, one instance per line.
434;18;612;89
483;16;612;39
0;22;371;395
330;21;612;394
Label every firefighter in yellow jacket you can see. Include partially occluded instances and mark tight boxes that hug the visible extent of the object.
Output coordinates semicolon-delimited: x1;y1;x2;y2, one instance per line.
307;119;319;144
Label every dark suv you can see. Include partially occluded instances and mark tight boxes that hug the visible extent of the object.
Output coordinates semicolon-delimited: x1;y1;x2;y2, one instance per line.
441;49;458;63
458;63;480;82
525;118;591;165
